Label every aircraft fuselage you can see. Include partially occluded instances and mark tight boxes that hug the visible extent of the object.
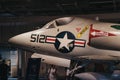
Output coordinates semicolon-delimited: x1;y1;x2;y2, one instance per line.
9;17;120;60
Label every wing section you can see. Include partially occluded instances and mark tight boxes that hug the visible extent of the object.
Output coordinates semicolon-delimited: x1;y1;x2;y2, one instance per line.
77;55;120;61
31;53;70;68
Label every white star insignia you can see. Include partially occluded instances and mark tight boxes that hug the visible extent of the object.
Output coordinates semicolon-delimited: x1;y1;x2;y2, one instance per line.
57;33;73;51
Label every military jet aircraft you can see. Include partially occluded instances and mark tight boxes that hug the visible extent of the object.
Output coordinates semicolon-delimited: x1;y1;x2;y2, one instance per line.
9;17;120;69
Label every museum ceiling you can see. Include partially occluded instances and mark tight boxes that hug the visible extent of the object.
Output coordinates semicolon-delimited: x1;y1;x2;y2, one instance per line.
0;0;120;17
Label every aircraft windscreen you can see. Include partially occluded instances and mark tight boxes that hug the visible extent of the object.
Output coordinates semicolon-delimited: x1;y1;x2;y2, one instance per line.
55;17;74;26
48;23;55;28
44;17;74;29
45;21;56;29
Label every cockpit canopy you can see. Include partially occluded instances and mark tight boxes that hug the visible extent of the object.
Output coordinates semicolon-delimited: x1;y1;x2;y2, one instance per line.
56;17;74;26
44;17;74;29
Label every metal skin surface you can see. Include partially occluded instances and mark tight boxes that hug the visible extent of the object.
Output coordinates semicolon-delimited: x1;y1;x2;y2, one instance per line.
9;17;120;67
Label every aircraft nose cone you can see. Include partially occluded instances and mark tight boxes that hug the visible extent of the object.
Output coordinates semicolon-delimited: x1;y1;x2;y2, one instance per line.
9;35;21;44
9;29;44;47
9;36;16;44
8;32;31;46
